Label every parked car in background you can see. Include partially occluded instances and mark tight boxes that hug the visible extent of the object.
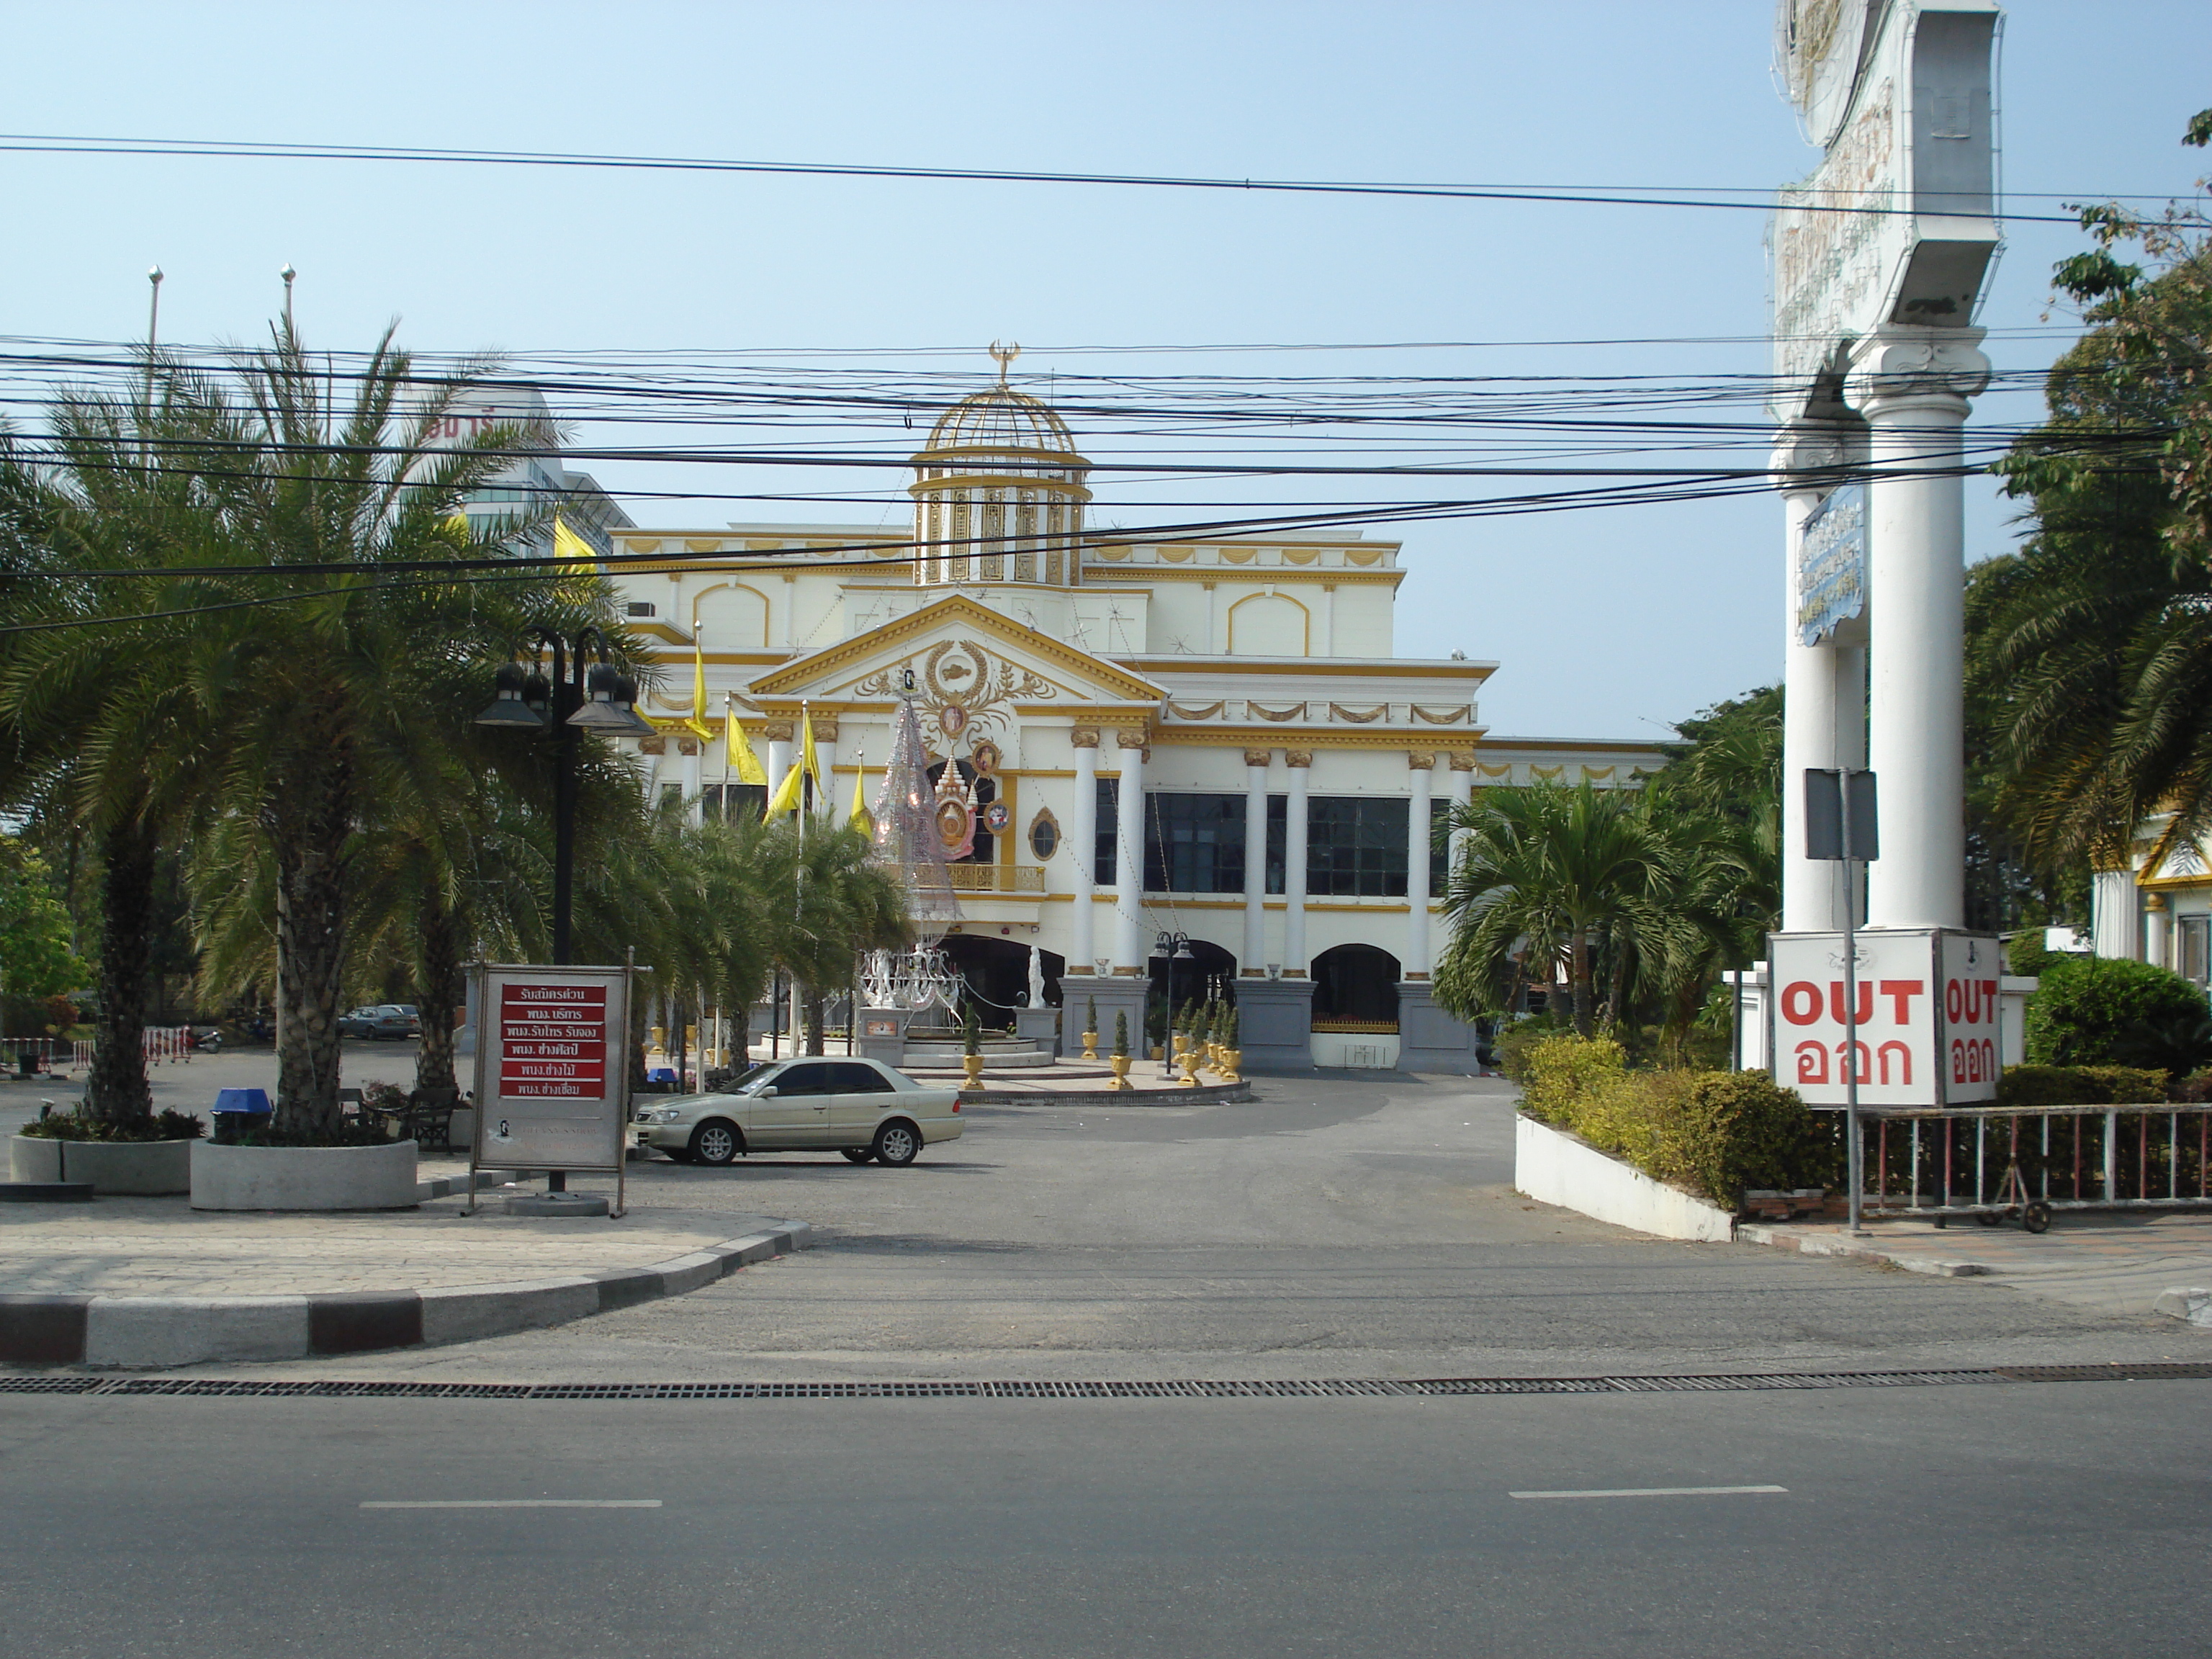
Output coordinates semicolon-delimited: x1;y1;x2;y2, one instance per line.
338;1004;423;1040
632;1056;963;1167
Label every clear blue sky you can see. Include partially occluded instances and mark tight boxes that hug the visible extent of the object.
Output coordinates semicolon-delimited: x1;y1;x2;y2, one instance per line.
2;1;2206;737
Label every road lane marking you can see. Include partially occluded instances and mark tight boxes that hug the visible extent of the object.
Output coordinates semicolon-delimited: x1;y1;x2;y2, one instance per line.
360;1500;662;1509
1510;1485;1787;1500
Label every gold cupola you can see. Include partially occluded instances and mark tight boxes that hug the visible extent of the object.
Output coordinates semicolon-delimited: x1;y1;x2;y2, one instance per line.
909;343;1090;588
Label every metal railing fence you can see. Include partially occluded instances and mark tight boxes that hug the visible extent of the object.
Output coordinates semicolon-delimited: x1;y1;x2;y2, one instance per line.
1852;1103;2212;1223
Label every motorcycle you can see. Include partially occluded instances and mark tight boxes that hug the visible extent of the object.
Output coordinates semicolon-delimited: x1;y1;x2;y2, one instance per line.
188;1025;222;1055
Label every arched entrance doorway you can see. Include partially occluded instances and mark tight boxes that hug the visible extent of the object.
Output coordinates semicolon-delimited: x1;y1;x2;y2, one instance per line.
1146;937;1237;1051
1311;943;1401;1030
937;935;1064;1027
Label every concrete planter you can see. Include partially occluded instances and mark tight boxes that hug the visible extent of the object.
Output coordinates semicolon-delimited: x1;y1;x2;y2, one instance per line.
1514;1113;1737;1244
191;1139;418;1212
10;1134;194;1195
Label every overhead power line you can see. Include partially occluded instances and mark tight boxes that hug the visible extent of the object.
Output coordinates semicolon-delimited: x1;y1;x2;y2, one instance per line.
0;132;2166;225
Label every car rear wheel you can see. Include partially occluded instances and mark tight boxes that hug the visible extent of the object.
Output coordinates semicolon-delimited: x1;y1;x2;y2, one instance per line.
872;1121;920;1167
662;1148;696;1164
690;1120;741;1166
840;1147;875;1164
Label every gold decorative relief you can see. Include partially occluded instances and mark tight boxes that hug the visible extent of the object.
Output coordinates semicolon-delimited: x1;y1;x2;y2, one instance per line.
1529;765;1563;779
1167;701;1226;720
1344;547;1384;567
1479;762;1514;778
1581;765;1615;781
1242;748;1272;767
1411;703;1472;724
1329;703;1386;724
1094;544;1132;562
1449;751;1478;771
639;737;667;756
1159;544;1195;563
1284;750;1313;768
1281;547;1321;565
1069;727;1101;750
852;639;1058;747
1219;544;1256;564
1250;701;1307;722
761;720;796;743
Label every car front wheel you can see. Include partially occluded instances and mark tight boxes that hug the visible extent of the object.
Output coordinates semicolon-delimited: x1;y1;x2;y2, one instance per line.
690;1120;741;1166
872;1122;920;1167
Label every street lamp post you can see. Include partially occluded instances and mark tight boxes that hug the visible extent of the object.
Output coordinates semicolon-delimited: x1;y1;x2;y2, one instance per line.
476;626;655;964
476;627;652;1194
1155;930;1192;1079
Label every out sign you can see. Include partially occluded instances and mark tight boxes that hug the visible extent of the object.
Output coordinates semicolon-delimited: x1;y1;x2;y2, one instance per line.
1766;929;2001;1110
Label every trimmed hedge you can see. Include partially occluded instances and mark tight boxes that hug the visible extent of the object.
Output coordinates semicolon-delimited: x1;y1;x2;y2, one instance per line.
1996;1064;2168;1107
2023;956;2209;1066
1519;1033;1840;1205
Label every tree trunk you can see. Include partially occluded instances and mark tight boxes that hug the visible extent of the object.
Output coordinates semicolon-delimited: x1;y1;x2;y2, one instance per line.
414;896;463;1098
726;1004;751;1071
803;987;824;1056
270;739;353;1141
84;815;156;1130
1569;931;1595;1038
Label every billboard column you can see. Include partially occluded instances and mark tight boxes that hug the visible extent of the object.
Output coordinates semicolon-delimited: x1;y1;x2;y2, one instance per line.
1776;423;1865;933
1848;330;1990;931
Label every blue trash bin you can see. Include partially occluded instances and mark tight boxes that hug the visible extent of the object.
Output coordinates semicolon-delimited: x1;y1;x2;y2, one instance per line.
210;1087;273;1141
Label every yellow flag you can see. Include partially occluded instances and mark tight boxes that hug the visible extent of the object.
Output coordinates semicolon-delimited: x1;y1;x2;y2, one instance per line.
683;624;718;742
552;514;599;565
848;755;872;833
727;713;768;786
763;761;804;819
800;709;822;791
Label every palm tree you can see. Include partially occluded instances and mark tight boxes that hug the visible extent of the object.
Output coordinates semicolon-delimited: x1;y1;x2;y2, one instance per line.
1433;783;1667;1038
0;385;228;1128
146;322;634;1138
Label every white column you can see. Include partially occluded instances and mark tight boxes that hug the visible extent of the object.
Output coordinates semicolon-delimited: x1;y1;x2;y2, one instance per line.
1405;754;1433;978
1445;752;1473;899
1319;584;1336;655
681;742;703;825
2145;894;2170;969
1242;750;1269;976
1112;733;1147;974
1070;733;1100;974
2092;868;2141;961
1283;752;1310;975
812;730;837;819
1848;331;1990;931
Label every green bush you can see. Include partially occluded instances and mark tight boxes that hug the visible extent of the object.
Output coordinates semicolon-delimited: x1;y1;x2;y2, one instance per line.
1997;1064;2169;1107
2023;956;2210;1067
1517;1032;1838;1204
1496;1014;1571;1082
19;1106;204;1143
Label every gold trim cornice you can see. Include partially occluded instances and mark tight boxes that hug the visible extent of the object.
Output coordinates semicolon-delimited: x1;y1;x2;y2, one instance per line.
746;592;1166;702
1121;657;1492;680
1082;565;1404;588
1150;725;1493;752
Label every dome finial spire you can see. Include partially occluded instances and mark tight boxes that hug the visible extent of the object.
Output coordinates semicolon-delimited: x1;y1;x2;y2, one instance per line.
988;340;1020;385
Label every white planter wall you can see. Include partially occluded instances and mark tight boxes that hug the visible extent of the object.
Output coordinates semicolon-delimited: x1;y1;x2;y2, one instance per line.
10;1136;194;1195
1514;1114;1737;1244
192;1140;418;1211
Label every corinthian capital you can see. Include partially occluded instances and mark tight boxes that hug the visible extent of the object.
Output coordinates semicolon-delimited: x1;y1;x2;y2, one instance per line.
1845;328;1992;414
1769;420;1848;490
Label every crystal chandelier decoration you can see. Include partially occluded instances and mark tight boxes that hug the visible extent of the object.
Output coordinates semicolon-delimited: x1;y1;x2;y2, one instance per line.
860;943;961;1016
868;677;960;938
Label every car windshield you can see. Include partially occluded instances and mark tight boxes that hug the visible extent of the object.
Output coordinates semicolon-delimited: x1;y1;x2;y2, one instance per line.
727;1063;778;1094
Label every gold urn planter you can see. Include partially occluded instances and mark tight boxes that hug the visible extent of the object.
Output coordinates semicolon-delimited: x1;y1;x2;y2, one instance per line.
1080;1030;1099;1062
962;1052;985;1089
1108;1053;1133;1091
1177;1045;1200;1088
1220;1048;1243;1084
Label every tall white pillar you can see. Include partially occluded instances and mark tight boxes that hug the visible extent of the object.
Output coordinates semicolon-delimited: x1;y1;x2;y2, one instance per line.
811;727;837;819
1776;423;1866;932
1112;732;1147;974
1848;331;1989;931
1242;750;1269;976
2144;893;2169;969
1405;753;1433;978
680;741;703;825
2092;868;2141;961
1283;751;1311;976
1444;752;1473;902
1070;732;1100;974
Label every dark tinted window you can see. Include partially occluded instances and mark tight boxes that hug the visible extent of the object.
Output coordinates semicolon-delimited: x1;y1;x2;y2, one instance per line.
829;1062;894;1094
1308;797;1409;896
1144;793;1246;893
775;1063;835;1096
1094;777;1119;884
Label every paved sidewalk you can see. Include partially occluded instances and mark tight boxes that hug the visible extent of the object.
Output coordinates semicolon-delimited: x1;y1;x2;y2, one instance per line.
1740;1209;2212;1321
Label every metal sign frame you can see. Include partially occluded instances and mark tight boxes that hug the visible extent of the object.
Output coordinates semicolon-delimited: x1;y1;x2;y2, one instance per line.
466;961;634;1218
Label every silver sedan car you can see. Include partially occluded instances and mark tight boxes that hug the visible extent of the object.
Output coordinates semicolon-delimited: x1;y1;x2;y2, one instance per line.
631;1056;963;1167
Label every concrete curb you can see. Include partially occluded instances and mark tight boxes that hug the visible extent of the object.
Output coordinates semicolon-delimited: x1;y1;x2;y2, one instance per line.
958;1080;1255;1107
0;1220;813;1370
1737;1222;1994;1278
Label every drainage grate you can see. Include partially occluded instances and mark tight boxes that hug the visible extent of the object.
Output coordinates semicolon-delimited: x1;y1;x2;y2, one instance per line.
3;1364;2208;1401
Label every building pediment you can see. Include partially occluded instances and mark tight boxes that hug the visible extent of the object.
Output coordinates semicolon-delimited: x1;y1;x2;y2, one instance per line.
747;593;1165;716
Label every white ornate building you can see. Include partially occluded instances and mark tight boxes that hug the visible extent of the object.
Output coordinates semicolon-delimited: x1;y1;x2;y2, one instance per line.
606;371;1665;1071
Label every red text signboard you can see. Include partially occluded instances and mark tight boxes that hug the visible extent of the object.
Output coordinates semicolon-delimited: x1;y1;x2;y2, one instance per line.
1767;928;2002;1110
498;983;609;1098
471;963;631;1170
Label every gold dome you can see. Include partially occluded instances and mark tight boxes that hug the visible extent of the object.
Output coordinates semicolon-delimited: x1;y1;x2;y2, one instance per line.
910;346;1089;590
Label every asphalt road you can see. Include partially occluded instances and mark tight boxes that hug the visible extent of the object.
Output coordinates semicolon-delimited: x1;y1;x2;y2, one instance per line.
2;1378;2206;1658
222;1071;2211;1381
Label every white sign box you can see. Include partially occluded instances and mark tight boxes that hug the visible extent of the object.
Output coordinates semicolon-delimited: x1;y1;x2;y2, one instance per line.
470;963;633;1170
1767;929;2002;1109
